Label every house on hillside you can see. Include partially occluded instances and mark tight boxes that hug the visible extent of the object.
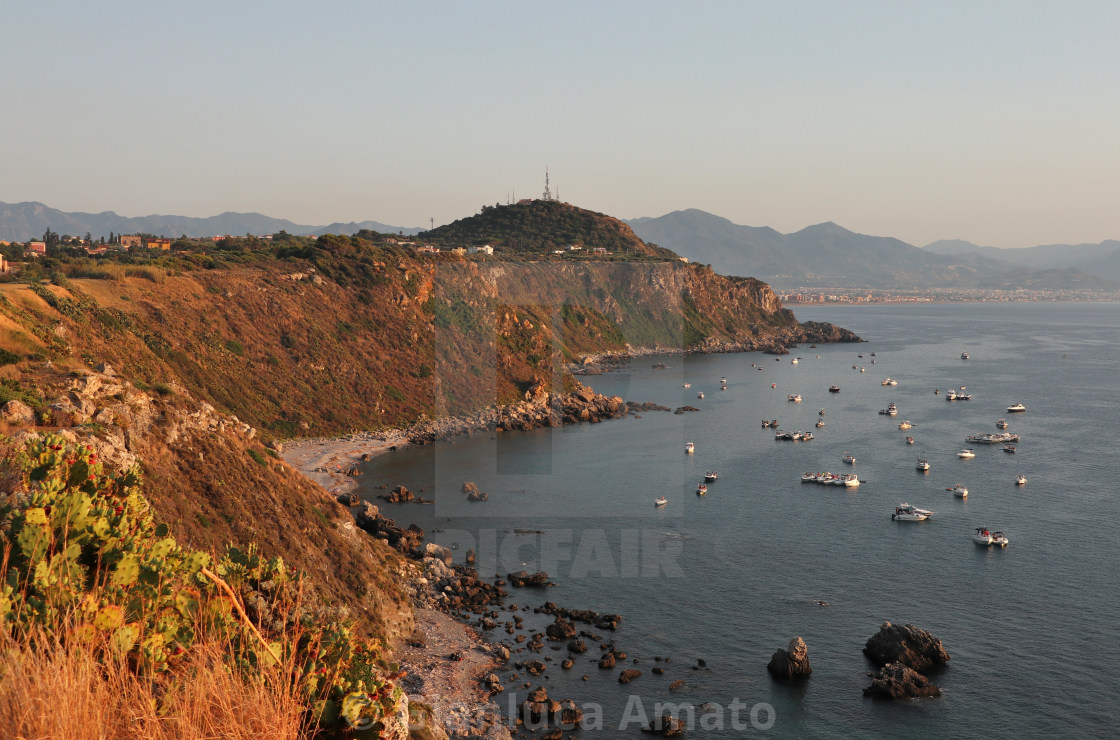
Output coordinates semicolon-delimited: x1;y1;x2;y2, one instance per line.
592;247;608;255
144;238;172;250
469;245;493;255
567;244;582;252
27;241;46;256
120;235;143;248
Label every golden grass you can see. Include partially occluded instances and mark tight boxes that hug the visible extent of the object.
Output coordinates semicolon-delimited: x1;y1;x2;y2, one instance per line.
0;632;314;740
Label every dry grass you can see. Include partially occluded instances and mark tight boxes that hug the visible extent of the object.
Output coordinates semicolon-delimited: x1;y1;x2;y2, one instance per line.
0;633;314;740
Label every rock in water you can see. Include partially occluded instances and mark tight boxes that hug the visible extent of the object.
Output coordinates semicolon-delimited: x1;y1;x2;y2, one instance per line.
642;713;686;736
767;636;812;680
863;662;943;700
863;621;950;672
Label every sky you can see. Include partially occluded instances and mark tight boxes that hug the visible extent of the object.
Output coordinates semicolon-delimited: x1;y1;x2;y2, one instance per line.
4;0;1120;248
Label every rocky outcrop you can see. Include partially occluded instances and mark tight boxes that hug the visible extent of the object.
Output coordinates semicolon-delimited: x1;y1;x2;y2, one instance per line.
767;636;812;680
642;714;686;736
618;668;642;683
0;399;35;425
507;570;553;588
863;622;950;672
863;663;943;700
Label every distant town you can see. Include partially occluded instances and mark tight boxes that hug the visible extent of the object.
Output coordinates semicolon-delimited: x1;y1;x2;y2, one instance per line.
779;286;1120;303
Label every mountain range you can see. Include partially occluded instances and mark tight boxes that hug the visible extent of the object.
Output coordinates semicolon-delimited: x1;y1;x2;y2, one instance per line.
0;201;421;241
628;209;1120;290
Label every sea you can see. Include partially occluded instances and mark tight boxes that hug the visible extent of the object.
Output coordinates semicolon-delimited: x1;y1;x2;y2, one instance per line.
360;302;1120;738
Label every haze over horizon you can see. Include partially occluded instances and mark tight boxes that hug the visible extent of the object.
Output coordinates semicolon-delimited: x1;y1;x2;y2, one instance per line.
5;1;1120;249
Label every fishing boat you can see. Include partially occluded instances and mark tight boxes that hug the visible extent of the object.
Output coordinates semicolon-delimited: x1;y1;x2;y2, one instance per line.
948;484;969;497
916;458;930;471
1015;475;1027;485
842;453;856;464
892;504;934;521
1007;402;1026;413
973;527;1009;547
655;497;668;507
684;442;695;454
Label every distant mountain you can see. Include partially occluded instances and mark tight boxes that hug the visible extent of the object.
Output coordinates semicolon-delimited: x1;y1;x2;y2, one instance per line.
627;209;1118;291
923;237;1120;273
0;201;421;241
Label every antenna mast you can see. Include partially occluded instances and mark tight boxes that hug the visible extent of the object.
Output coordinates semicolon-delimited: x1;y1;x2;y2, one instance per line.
543;166;552;201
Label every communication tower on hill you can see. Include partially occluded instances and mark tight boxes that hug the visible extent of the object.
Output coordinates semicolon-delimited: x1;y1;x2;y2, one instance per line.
542;167;553;201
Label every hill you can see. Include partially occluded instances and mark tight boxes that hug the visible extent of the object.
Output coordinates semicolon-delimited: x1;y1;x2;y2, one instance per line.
628;209;1120;291
423;200;678;258
0;200;421;241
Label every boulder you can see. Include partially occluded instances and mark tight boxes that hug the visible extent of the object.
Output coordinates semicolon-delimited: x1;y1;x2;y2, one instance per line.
422;543;453;566
863;662;942;700
863;622;950;672
767;636;812;680
507;570;552;587
597;652;616;669
567;639;587;654
545;619;576;640
619;668;642;683
386;485;413;503
524;660;547;676
1;400;35;425
642;714;686;736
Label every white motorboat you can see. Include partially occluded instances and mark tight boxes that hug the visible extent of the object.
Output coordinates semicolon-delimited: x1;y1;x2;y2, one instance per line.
800;432;814;441
696;483;708;496
720;377;726;383
1007;402;1026;413
974;527;1009;547
704;472;718;483
887;407;898;416
841;473;860;487
685;442;695;454
996;418;1009;429
655;497;668;507
961;352;970;360
957;448;975;458
916;458;931;471
1003;445;1016;453
791;357;799;364
948;484;969;497
892;504;933;521
881;378;898;386
898;420;912;430
787;394;802;402
801;472;817;482
1015;475;1027;485
818;408;826;416
829;385;841;393
842;453;856;464
697;392;705;399
682;383;691;388
860;367;865;372
816;420;825;428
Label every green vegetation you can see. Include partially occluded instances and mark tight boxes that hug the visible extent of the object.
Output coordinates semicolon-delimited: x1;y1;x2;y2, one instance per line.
1;435;403;734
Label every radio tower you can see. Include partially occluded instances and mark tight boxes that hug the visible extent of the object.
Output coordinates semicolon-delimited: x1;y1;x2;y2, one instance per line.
542;166;552;201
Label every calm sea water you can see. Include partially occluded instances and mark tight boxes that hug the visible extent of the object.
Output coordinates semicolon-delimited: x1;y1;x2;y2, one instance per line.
363;302;1120;738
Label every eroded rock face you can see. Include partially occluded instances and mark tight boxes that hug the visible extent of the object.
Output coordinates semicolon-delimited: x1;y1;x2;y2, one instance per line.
863;662;943;700
863;621;950;672
767;636;812;680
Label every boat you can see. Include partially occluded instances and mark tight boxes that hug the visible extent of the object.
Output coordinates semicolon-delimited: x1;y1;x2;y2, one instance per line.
974;527;1009;547
761;419;778;428
946;390;973;401
916;458;931;471
815;419;825;428
966;432;1021;445
892;504;933;521
887;406;898;416
860;367;865;372
858;353;864;358
961;352;970;360
841;473;859;487
818;408;826;416
906;436;915;444
1015;475;1027;485
697;392;705;399
934;388;940;394
696;483;708;496
957;448;975;458
685;442;695;454
898;420;912;430
720;377;726;383
1003;444;1016;453
1007;402;1026;413
948;484;969;497
682;383;691;388
828;385;840;393
720;385;727;391
704;472;718;483
791;358;799;364
801;472;817;482
871;352;876;356
881;378;897;386
996;418;1009;429
842;453;856;464
800;432;814;441
655;497;668;507
787;394;802;402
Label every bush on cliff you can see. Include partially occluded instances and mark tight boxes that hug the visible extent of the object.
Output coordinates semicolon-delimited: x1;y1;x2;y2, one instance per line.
0;434;402;736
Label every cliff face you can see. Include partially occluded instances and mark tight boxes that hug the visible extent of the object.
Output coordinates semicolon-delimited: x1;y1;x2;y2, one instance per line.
0;249;855;436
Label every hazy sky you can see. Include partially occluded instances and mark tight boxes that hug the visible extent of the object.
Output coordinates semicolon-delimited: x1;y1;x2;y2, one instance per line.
5;1;1120;248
